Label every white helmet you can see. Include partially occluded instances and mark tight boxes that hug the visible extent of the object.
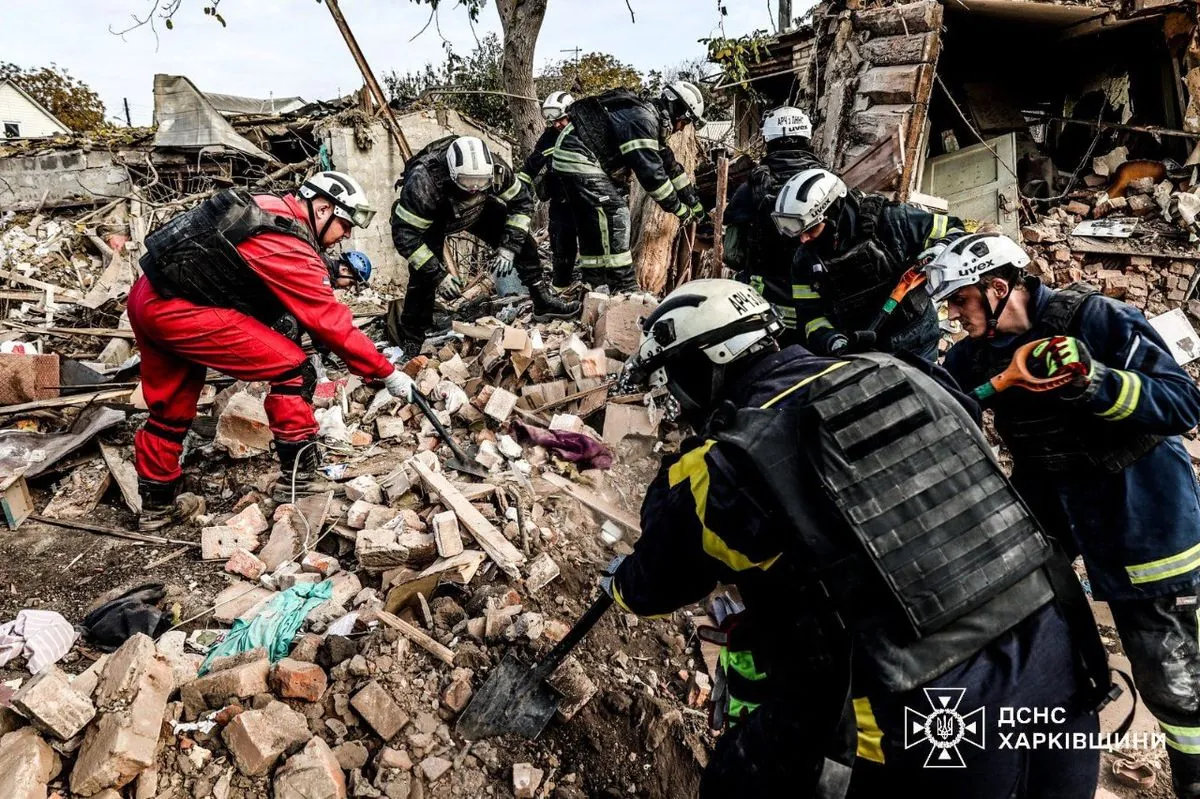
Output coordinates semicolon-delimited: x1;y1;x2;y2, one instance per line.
299;171;376;229
924;233;1031;302
626;279;782;413
661;80;706;130
542;91;574;123
762;106;813;143
446;136;496;193
772;168;847;238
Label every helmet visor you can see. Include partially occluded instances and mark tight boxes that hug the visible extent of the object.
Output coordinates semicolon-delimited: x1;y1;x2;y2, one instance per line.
542;107;564;122
454;173;492;193
771;213;819;239
333;203;376;230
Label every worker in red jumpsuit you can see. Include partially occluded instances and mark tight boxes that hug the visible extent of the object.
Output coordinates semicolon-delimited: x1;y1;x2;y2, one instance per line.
129;172;415;531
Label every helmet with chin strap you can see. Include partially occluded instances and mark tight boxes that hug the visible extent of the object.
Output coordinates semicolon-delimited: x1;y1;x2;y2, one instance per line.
924;232;1030;338
298;171;375;246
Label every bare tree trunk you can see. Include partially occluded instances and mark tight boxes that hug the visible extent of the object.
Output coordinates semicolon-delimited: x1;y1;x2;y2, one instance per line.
631;127;701;293
496;0;549;160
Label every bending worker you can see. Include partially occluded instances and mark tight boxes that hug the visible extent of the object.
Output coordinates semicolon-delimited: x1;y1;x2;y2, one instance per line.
518;91;579;293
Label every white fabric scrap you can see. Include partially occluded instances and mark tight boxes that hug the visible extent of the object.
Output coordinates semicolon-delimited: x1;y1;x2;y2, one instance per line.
0;610;78;674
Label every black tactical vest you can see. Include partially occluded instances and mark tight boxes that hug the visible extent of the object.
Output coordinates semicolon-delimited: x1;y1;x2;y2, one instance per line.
139;189;316;324
816;193;932;335
711;354;1055;691
567;88;656;177
966;281;1164;474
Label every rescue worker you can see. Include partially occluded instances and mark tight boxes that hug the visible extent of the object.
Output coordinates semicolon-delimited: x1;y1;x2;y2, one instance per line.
517;91;579;293
931;233;1200;799
771;168;964;361
271;250;373;351
724;106;824;342
130;172;417;529
610;278;1106;798
552;80;706;292
387;135;578;354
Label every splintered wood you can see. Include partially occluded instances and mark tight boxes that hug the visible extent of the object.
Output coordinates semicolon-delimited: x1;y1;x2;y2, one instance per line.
409;459;526;579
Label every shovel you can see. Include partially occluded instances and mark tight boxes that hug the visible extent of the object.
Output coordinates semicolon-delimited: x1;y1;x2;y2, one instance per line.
457;593;613;740
971;338;1085;400
409;389;490;479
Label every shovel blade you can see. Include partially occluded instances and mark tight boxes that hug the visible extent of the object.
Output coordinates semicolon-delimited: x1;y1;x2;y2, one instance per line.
455;650;560;740
445;455;489;479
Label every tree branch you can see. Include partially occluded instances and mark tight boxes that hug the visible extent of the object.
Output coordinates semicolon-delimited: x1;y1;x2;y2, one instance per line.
410;6;437;41
623;0;635;23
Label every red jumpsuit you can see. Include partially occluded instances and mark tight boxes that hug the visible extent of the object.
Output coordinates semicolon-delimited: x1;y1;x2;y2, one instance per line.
128;194;395;483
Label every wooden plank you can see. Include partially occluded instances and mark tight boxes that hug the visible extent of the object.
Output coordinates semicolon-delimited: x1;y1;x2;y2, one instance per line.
540;472;641;534
855;0;940;36
842;129;904;194
99;442;141;514
848;104;912;146
859;31;938;66
0;387;134;415
1;322;135;339
375;610;455;666
41;459;112;520
29;515;198;548
409;459;525;579
901;64;937;201
0;269;84;301
858;64;923;105
1;475;33;529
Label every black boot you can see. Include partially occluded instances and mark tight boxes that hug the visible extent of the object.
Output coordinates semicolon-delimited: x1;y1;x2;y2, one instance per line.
530;281;581;322
273;438;339;504
605;266;638;294
138;477;203;532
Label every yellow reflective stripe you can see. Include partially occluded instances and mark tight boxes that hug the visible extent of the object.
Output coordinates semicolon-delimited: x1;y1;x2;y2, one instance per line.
792;284;820;300
619;138;659;154
1161;722;1200;754
393;204;433;230
762;362;851;409
598;207;610;255
579;252;633;268
408;244;434;270
668;441;780;572
1125;541;1200;585
552;158;606;176
671;173;692;190
516;171;533;185
924;213;948;246
1098;370;1142;421
498;180;522;202
854;697;886;764
541;147;556;157
749;276;765;294
804;316;834;336
650;180;674;201
506;213;532;232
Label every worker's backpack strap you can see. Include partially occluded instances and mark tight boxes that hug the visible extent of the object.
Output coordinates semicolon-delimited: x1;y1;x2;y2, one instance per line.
1036;280;1100;338
855;192;890;240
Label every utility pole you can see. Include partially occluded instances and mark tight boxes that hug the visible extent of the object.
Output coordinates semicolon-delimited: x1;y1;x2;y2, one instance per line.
560;47;582;65
778;0;792;33
123;98;132;127
323;0;412;159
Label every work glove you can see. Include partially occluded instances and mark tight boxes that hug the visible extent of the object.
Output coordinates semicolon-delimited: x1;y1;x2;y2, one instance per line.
1031;335;1097;399
599;554;627;601
674;204;696;225
436;273;463;302
490;248;516;280
689;200;708;224
382;369;416;403
915;242;948;269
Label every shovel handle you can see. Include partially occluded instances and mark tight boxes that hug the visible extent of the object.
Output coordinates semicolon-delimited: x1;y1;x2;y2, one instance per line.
867;268;928;333
531;593;614;683
972;339;1081;400
411;389;474;466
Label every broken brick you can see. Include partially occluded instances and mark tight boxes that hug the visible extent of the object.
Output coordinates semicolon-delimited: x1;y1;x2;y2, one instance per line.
432;511;464;558
351;681;408;741
513;762;545;799
271;659;328;703
215;392;272;459
221;700;311;776
225;548;266;580
12;667;95;740
0;728;57;799
201;525;260;560
344;475;383;504
483;387;518;422
180;654;269;716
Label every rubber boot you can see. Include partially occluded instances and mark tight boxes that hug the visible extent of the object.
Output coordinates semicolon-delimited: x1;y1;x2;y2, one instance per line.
530;281;581;322
273;438;340;504
605;265;639;294
138;477;204;532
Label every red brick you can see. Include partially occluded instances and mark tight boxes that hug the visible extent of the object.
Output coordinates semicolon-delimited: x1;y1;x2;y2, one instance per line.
270;659;328;703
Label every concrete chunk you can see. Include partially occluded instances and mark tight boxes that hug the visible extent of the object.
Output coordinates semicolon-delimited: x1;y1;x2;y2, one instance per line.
344;475;382;504
215;392;272;458
351;681;408;741
259;507;301;571
221;700;311;777
180;655;269;716
12;667;95;740
483;387;518;422
432;511;464;558
0;727;58;799
273;736;347;799
201;525;260;560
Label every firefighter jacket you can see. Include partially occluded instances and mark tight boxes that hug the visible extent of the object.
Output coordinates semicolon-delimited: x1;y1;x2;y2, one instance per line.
390;138;533;279
517;126;561;200
724;147;827;329
552;89;697;217
944;281;1200;600
791;192;963;355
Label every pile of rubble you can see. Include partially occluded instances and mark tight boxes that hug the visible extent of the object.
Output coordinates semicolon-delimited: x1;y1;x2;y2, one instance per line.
0;269;714;797
1018;146;1200;316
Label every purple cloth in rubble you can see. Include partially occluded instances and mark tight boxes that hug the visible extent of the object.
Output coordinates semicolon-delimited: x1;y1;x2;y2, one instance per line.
511;420;614;470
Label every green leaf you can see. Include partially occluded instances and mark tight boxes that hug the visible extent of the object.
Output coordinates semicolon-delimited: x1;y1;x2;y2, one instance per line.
216;12;226;26
165;18;174;29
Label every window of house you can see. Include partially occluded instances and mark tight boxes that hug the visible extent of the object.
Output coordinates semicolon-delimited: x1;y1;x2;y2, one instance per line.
3;122;19;138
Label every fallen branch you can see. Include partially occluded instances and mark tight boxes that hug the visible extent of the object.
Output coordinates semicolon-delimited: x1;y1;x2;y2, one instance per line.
375;610;456;666
29;515;200;548
533;380;615;414
0;388;134;416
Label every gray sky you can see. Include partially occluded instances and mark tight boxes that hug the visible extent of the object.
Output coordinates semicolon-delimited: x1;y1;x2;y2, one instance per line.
0;0;791;127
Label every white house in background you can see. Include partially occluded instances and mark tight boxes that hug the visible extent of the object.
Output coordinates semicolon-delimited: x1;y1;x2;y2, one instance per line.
0;80;71;138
